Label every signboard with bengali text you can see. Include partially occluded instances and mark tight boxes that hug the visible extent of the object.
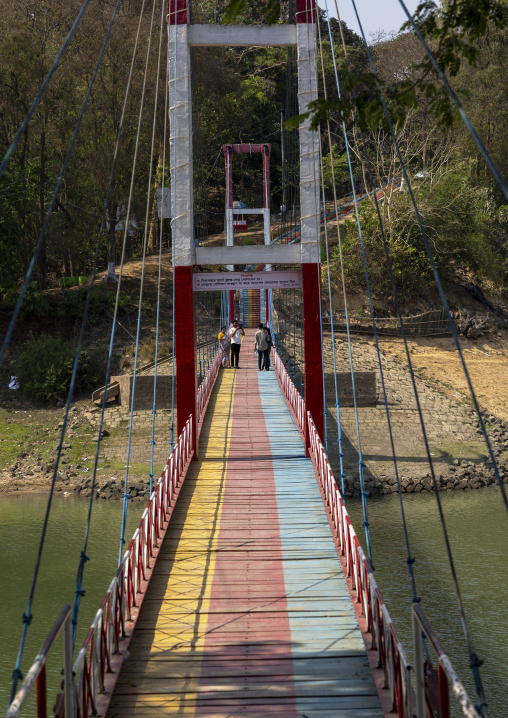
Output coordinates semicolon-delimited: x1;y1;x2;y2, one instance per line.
193;271;302;291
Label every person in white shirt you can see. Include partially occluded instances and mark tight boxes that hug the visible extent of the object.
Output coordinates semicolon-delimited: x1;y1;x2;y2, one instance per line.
228;320;245;368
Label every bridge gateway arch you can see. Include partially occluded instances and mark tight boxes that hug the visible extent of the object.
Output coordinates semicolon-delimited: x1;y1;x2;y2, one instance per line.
169;0;324;457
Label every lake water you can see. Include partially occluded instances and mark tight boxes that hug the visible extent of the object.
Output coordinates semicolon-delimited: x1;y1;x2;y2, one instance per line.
0;494;140;717
347;485;508;717
1;487;506;717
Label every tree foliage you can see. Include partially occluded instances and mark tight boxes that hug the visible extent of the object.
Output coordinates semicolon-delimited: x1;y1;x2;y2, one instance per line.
1;0;508;312
0;0;164;294
15;333;100;402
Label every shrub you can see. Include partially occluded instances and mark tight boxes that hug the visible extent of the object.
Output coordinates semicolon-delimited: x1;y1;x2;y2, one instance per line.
139;340;172;364
57;285;132;324
16;282;50;319
332;162;501;300
59;277;79;288
15;333;101;403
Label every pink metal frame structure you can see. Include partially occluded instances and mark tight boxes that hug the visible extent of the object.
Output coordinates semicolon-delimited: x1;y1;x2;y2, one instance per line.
223;143;271;323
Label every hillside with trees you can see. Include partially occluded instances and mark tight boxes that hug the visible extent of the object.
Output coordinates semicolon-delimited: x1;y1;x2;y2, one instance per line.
1;0;508;317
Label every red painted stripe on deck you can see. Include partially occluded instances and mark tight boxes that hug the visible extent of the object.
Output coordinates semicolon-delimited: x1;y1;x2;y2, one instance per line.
195;342;297;716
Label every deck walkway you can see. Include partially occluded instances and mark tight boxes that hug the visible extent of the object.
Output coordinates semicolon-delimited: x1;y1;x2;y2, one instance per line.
108;331;383;717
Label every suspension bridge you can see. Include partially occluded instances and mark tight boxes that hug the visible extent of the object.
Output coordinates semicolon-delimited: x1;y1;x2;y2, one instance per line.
3;0;508;716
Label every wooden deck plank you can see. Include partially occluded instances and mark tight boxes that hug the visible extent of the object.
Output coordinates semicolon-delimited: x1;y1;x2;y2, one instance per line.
107;332;383;718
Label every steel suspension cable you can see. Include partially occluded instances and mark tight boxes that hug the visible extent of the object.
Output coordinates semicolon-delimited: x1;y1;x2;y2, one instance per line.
119;0;161;564
150;0;170;498
329;0;419;600
317;187;329;454
306;9;329;454
315;7;374;567
350;0;508;514
397;0;508;202
170;6;180;453
350;3;491;710
318;130;347;498
68;0;153;648
8;0;149;697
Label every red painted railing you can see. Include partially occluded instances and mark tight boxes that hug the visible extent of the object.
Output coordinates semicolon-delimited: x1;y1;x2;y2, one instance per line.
15;347;478;718
197;346;224;429
307;410;413;716
16;348;225;718
412;604;479;718
64;414;193;718
272;349;306;438
273;347;478;718
7;606;74;718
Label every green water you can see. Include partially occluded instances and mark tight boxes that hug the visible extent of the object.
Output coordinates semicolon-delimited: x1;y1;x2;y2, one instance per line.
347;485;508;717
0;494;141;716
1;488;506;717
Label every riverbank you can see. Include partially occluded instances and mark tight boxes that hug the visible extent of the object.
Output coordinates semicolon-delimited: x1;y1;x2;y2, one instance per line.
2;324;508;500
332;403;508;498
2;395;508;501
321;329;508;497
0;397;175;499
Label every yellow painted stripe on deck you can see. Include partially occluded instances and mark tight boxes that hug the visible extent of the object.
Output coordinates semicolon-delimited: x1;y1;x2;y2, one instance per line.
109;370;236;717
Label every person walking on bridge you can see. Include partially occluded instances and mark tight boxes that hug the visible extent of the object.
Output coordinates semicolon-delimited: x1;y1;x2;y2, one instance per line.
228;320;244;368
263;324;272;370
218;325;230;368
254;323;270;371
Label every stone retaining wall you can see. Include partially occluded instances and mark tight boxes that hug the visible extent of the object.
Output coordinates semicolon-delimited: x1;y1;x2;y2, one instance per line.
342;409;508;498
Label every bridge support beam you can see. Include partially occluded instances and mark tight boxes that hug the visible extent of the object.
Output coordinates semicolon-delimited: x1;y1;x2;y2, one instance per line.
302;263;324;452
296;0;324;450
174;265;198;458
168;1;197;456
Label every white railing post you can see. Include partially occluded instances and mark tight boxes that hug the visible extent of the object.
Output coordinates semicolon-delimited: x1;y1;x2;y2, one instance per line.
63;608;75;718
412;607;426;718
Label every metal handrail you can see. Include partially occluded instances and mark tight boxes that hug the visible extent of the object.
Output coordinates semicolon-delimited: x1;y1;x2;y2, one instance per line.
7;605;74;718
197;346;224;429
306;410;413;715
57;413;194;718
272;344;478;718
272;348;306;439
412;603;480;718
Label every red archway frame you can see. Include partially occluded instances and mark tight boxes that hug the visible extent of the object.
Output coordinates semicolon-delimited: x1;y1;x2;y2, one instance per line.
170;0;324;456
223;143;271;324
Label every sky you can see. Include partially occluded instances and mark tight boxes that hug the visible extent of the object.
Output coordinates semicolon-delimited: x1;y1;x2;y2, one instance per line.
318;0;421;40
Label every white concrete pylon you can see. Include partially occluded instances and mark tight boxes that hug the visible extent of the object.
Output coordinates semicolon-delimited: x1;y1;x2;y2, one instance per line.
167;0;320;267
168;23;195;266
297;21;320;265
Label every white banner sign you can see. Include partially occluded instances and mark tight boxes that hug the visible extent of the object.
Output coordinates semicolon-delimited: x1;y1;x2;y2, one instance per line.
193;271;302;291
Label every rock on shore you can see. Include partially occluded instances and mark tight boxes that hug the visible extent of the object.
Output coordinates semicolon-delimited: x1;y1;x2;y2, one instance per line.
70;477;152;501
